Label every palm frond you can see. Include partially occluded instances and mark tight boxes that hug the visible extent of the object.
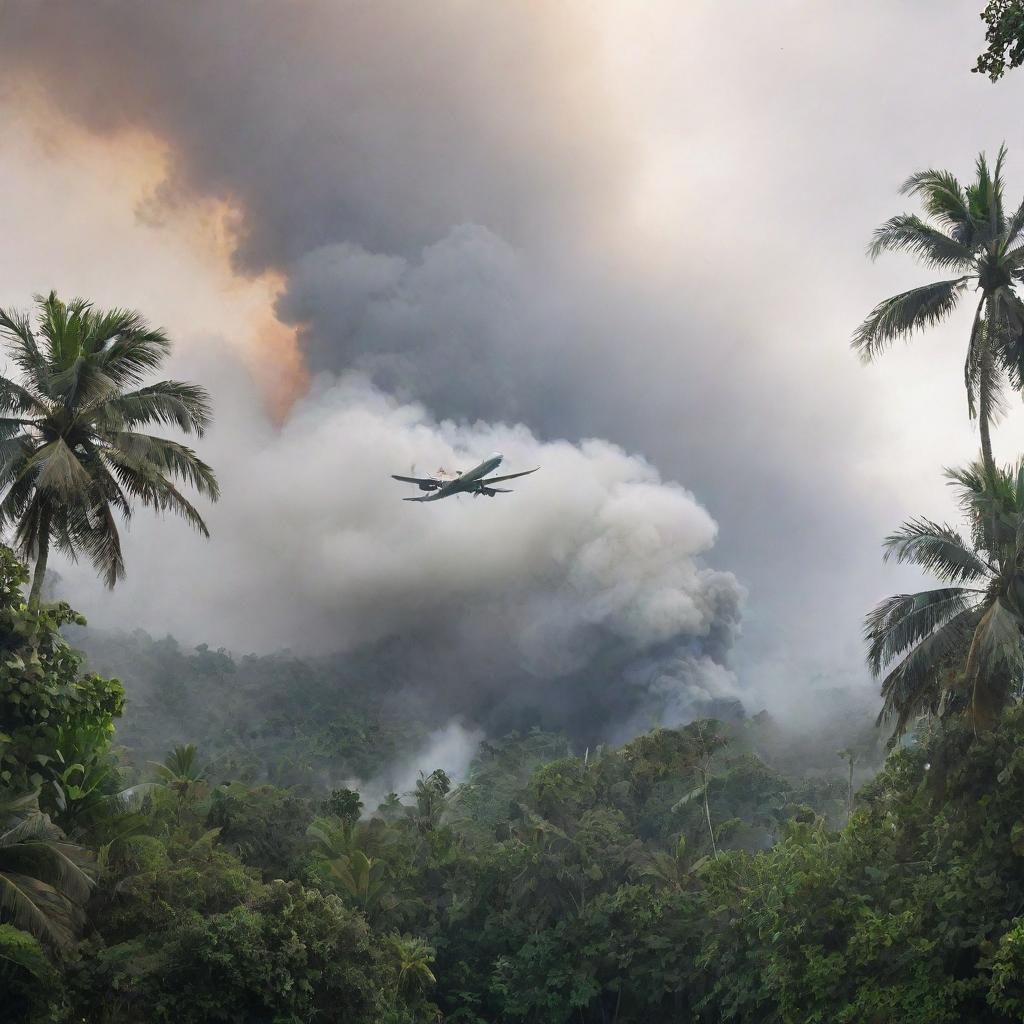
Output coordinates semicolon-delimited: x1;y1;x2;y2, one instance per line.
865;587;983;676
0;435;42;487
877;608;979;738
852;278;969;361
945;460;1022;558
0;871;77;949
26;439;94;498
985;144;1009;238
867;214;974;270
95;381;213;436
91;327;171;390
34;292;82;367
963;298;986;421
81;502;125;589
991;287;1024;393
49;356;118;413
899;169;972;240
962;597;1024;729
0;376;47;416
1000;197;1024;253
0;308;51;399
0;792;93;950
106;433;220;500
966;149;1005;245
881;518;993;582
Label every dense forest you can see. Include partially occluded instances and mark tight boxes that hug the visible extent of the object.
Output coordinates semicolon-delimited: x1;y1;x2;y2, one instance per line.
7;541;1024;1022
8;9;1024;1024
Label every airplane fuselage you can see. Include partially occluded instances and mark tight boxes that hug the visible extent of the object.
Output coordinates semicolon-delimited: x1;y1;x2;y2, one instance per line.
393;452;537;502
421;452;503;501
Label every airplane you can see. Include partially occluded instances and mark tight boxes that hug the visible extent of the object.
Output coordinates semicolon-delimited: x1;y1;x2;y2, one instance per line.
392;452;539;502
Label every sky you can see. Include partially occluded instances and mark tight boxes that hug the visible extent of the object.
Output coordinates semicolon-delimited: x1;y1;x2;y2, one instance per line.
0;1;1022;737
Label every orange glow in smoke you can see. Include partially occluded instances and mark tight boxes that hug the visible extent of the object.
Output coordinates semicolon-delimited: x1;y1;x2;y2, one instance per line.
4;90;310;420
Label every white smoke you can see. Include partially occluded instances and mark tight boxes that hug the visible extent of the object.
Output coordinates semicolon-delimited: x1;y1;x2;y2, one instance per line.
349;720;485;814
56;352;743;737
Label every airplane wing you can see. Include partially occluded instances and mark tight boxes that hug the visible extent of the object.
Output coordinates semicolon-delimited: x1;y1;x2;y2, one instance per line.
479;467;539;485
392;474;441;490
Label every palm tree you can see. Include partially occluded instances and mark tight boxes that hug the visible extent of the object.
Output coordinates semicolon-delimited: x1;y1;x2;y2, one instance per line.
306;813;388;862
0;791;93;950
865;460;1024;739
149;744;208;821
853;147;1024;487
639;835;689;892
387;932;436;998
0;292;219;602
326;849;396;922
410;768;450;834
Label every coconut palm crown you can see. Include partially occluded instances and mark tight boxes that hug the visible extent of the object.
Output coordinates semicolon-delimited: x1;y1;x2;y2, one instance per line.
853;146;1024;484
866;459;1024;739
0;292;219;601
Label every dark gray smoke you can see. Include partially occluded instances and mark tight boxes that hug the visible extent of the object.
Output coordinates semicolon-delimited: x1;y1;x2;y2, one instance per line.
0;2;627;269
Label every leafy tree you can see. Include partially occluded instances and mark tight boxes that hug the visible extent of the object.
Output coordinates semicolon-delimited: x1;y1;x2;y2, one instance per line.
852;148;1024;487
206;783;313;879
73;878;389;1024
0;546;123;806
976;1;1024;80
0;790;93;950
324;786;363;824
0;291;219;601
865;460;1024;737
528;757;597;828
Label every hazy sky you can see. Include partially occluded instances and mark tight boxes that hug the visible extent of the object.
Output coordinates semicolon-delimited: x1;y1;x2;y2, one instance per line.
1;2;1022;731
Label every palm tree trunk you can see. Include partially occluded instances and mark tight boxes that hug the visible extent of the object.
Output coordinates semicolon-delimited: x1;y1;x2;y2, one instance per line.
28;509;51;605
978;348;1001;556
979;369;996;485
702;763;718;859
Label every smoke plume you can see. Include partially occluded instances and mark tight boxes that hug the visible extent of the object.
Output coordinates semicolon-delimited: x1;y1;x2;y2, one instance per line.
8;2;994;739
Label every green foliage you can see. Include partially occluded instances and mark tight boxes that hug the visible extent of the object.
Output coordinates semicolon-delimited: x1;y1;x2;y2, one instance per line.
866;459;1024;739
0;923;64;1023
0;790;93;951
0;547;123;801
207;782;313;878
976;1;1024;80
324;786;363;823
73;879;388;1024
19;603;1024;1024
74;628;430;789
